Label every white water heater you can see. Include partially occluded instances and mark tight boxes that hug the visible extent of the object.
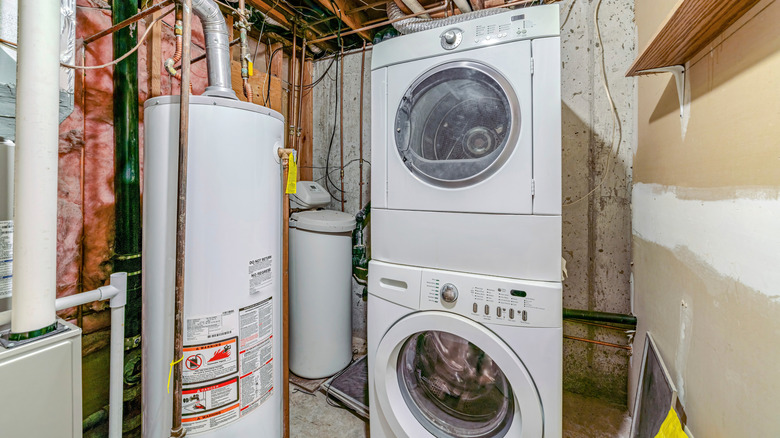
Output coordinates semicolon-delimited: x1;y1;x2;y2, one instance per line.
142;96;284;437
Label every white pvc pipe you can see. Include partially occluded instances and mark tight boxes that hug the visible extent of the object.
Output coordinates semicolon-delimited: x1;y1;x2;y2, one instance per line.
400;0;431;19
55;290;103;311
10;0;61;333
109;305;125;438
453;0;472;13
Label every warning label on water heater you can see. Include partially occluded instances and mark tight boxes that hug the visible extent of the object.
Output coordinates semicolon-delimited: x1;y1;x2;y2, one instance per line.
183;337;239;385
239;297;274;416
186;310;237;344
248;255;273;294
0;221;12;298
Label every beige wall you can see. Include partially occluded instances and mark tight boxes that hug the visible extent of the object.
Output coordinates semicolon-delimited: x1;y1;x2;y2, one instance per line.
632;0;780;435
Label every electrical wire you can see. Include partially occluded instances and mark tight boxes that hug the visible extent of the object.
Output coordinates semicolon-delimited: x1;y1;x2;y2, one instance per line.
562;0;622;208
60;11;172;70
560;0;577;30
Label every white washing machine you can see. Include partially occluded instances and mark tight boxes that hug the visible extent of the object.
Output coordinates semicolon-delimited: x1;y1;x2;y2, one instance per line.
370;5;562;282
368;260;562;438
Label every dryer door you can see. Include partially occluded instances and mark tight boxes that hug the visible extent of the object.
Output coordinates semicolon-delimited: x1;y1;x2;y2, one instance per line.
374;311;544;438
395;61;518;187
384;41;533;214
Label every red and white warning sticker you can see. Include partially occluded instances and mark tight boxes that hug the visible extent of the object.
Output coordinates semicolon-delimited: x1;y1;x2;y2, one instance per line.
182;377;239;416
183;337;239;385
182;401;240;434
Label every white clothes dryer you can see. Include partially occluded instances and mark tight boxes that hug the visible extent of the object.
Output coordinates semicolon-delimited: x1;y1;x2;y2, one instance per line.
370;5;562;282
368;260;562;438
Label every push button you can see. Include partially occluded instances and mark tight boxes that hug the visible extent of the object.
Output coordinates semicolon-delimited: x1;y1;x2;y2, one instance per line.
497;307;502;317
509;309;515;319
473;303;478;313
522;310;528;321
484;304;490;315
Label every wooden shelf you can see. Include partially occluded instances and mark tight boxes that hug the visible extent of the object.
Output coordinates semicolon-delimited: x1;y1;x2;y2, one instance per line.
627;0;763;76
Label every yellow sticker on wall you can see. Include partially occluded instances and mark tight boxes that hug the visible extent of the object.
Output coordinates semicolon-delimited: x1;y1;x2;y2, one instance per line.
248;61;254;77
654;408;687;438
285;156;297;194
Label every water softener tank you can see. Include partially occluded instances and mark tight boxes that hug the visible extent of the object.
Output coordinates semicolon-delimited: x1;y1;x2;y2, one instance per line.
142;96;283;437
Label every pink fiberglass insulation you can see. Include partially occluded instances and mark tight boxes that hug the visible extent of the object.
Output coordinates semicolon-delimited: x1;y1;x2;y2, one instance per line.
56;1;210;329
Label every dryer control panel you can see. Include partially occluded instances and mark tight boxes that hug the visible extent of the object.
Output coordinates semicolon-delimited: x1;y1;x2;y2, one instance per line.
419;268;562;328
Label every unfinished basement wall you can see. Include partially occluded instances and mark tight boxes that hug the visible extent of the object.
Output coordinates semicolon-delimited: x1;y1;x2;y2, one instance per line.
631;0;780;435
312;0;636;402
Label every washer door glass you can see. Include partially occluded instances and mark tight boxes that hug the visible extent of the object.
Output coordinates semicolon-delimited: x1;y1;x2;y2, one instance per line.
397;330;514;438
395;61;518;187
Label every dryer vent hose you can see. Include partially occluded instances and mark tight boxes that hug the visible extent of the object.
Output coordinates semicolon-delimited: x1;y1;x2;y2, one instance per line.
387;1;507;35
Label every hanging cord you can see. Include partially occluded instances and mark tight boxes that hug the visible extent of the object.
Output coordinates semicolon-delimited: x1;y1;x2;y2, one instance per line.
61;11;172;70
562;0;622;207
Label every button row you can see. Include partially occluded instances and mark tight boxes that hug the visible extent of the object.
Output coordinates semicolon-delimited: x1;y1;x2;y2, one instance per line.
470;303;528;321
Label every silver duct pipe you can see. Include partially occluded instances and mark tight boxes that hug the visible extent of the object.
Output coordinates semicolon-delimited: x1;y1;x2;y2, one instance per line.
387;1;506;34
189;0;237;99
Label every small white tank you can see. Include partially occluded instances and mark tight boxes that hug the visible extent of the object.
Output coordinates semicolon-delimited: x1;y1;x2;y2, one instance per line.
289;182;356;379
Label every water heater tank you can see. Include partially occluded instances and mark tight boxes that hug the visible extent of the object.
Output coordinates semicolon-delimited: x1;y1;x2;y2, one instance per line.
142;96;284;437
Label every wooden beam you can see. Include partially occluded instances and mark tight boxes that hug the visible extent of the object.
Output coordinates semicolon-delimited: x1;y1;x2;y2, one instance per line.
310;0;373;41
299;60;314;181
145;2;163;98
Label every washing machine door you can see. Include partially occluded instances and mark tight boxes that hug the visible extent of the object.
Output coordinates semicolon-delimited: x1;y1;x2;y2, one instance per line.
374;311;544;438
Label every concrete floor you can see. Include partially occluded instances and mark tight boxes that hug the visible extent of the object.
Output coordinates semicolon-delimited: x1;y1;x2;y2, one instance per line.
290;388;631;437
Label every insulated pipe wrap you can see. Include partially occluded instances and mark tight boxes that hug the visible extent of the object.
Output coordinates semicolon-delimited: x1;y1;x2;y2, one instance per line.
190;0;237;98
387;1;507;34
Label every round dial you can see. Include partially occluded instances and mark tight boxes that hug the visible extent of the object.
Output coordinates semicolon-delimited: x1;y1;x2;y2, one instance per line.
440;28;462;50
440;283;459;303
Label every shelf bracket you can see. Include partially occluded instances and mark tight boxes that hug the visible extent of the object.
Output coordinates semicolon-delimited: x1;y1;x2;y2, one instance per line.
638;65;685;118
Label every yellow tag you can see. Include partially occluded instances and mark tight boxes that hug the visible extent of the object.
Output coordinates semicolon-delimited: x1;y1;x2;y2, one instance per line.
167;356;183;394
654;408;688;438
286;156;297;194
248;61;254;77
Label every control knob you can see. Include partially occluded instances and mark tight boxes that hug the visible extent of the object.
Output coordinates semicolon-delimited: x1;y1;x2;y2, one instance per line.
443;30;457;44
440;29;462;50
440;283;459;303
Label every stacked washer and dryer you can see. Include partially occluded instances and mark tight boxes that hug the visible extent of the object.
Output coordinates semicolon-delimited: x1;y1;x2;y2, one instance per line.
368;4;562;438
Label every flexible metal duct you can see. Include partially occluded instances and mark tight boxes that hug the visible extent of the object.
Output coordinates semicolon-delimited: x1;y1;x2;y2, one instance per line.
190;0;237;98
387;1;507;34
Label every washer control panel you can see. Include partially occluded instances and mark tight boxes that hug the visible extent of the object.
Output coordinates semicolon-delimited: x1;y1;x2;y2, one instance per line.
421;269;561;328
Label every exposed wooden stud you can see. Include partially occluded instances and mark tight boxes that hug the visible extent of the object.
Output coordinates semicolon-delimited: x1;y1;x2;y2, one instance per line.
299;60;314;181
145;1;163;97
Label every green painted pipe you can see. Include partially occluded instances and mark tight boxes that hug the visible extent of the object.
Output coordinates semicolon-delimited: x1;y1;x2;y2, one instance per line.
563;308;637;327
112;0;142;433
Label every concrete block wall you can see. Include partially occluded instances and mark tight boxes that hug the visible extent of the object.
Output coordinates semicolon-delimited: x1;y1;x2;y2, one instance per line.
312;0;636;403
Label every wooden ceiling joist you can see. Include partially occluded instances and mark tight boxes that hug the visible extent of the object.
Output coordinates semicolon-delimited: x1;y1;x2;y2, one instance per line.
310;0;373;41
244;0;338;52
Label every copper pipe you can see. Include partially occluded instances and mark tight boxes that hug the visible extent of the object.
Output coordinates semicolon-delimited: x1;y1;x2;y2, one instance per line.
78;45;87;329
339;47;345;212
84;0;174;44
563;335;632;351
281;152;291;438
295;38;306;151
170;0;192;435
358;42;366;209
565;318;636;332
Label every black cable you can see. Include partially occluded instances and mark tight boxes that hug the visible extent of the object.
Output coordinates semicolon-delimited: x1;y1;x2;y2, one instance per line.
265;48;282;105
323;15;342;201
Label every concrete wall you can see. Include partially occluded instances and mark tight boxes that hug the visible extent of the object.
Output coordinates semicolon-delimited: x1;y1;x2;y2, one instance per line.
312;0;636;402
631;0;780;435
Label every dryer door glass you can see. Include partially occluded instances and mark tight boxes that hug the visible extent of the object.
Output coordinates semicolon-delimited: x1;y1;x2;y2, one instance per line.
395;61;519;188
397;330;514;438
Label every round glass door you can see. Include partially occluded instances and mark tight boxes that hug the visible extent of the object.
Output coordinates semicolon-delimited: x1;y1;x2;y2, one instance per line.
397;331;514;438
394;61;519;187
